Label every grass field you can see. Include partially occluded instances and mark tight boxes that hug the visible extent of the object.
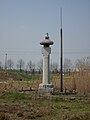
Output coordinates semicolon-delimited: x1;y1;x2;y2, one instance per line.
0;70;90;120
0;92;90;120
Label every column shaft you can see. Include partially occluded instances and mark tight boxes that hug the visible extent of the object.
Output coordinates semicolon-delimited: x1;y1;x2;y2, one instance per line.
43;55;50;84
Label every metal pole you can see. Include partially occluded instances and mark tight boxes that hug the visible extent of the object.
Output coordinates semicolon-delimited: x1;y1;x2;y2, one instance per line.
60;8;63;92
5;53;7;70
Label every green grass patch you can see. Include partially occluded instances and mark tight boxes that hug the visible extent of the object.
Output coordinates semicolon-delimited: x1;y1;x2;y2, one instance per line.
0;92;90;120
0;92;31;101
17;71;40;81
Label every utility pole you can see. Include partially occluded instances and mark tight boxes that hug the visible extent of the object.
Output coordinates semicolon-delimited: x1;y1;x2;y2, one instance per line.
5;53;7;70
60;8;63;92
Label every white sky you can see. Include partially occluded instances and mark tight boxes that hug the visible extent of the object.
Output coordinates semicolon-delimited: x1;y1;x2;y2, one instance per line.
0;0;90;68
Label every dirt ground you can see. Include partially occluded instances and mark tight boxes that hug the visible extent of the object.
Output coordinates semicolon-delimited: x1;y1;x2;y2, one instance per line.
0;92;90;120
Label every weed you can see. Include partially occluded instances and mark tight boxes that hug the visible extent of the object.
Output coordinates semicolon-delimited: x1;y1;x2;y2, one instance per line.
0;112;10;120
1;92;31;100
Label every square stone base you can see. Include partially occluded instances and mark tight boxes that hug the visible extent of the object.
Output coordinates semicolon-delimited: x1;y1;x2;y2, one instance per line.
38;83;54;93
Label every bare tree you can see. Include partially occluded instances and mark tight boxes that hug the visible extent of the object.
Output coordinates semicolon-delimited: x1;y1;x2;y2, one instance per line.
75;56;90;71
0;61;3;69
17;59;25;72
75;59;84;71
37;59;43;73
7;59;14;70
51;62;59;73
64;58;72;73
27;60;35;73
85;57;90;70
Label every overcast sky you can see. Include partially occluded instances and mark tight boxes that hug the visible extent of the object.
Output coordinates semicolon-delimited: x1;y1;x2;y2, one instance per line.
0;0;90;67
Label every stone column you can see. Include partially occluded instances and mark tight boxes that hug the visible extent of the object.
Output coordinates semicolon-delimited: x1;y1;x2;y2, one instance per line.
42;47;51;85
39;33;54;92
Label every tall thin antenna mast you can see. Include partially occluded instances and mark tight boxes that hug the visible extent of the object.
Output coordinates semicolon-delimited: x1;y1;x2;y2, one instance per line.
60;8;63;92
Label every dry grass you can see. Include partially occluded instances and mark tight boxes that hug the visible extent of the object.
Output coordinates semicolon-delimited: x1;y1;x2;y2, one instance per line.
75;70;90;95
51;70;90;96
0;70;90;96
0;112;10;120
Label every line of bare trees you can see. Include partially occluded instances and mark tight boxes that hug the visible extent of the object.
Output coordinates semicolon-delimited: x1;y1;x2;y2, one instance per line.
0;56;90;73
0;59;43;73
